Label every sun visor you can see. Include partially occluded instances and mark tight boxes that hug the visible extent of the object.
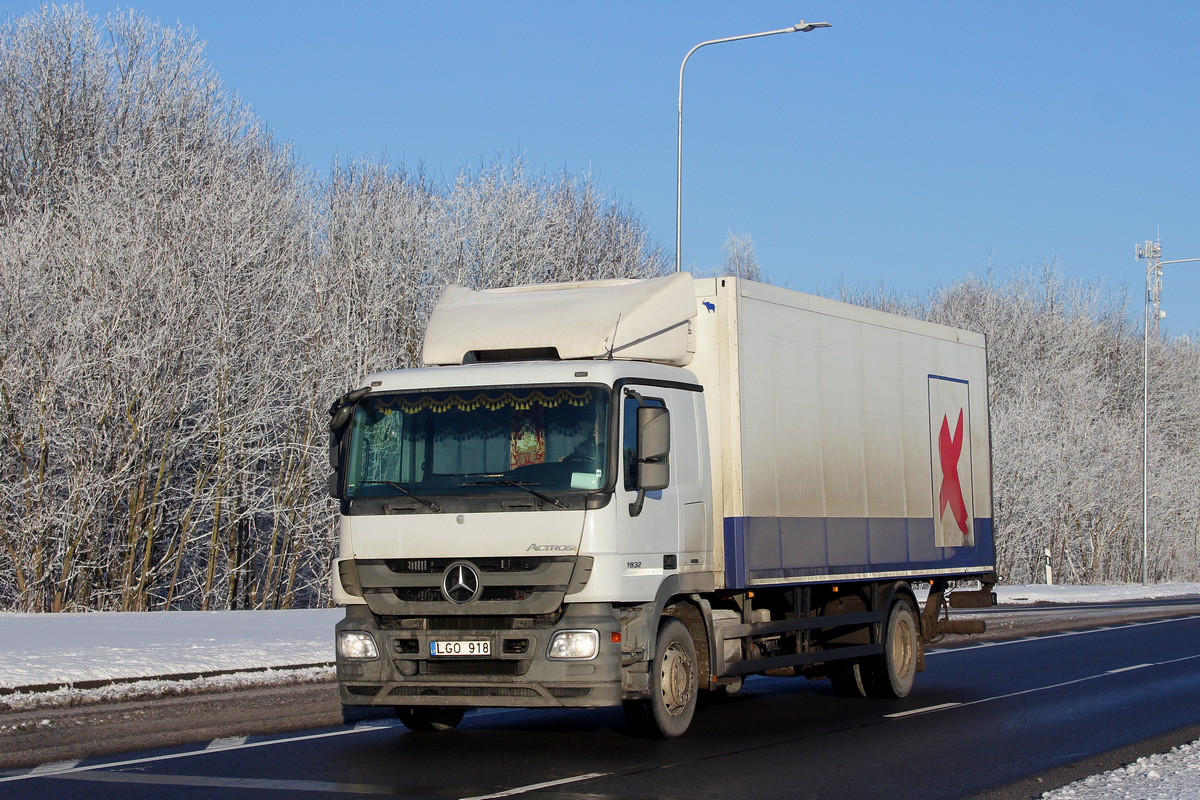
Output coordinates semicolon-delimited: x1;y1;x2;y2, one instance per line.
422;272;697;366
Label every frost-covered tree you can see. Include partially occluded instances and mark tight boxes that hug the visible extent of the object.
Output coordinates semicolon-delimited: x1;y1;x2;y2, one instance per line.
720;231;762;282
840;263;1200;585
0;6;667;612
0;4;319;612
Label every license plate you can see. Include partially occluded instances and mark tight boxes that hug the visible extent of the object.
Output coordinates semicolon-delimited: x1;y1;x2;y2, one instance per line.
430;639;491;657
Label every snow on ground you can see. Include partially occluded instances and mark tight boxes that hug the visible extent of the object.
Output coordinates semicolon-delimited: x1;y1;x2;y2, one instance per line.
0;607;340;689
1040;741;1200;799
991;582;1200;605
2;586;1199;797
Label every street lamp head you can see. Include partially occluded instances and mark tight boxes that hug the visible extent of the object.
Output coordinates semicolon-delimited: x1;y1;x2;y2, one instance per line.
792;20;832;33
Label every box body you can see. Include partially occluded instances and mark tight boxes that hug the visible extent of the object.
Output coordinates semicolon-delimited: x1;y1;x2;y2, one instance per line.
687;278;994;589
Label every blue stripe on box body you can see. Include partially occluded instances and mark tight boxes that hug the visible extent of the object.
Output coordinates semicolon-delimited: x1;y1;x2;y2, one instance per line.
723;516;994;589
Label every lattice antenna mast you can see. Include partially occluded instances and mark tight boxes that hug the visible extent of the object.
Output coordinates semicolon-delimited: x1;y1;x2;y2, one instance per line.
1135;239;1164;335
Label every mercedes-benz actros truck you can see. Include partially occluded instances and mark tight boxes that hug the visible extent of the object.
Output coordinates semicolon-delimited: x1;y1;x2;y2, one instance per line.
329;273;995;737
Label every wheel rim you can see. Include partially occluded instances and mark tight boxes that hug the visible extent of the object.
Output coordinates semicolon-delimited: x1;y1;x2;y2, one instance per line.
659;642;693;716
891;614;915;679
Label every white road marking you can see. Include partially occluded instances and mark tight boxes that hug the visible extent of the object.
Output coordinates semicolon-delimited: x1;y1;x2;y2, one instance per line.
352;719;404;731
1106;663;1154;674
0;719;412;783
885;702;962;718
461;772;609;800
0;708;526;785
25;760;81;775
204;736;247;750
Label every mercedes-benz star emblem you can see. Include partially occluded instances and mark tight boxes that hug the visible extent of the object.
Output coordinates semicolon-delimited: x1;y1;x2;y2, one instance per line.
442;562;481;604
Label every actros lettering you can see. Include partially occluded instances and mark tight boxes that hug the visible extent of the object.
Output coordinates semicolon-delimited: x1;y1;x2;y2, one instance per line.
527;543;576;552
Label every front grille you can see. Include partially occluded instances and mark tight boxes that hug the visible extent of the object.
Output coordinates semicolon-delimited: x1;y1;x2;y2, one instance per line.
389;685;541;698
393;588;443;603
392;586;539;603
385;557;549;574
358;556;576;616
405;615;546;631
547;687;592;699
345;684;381;696
481;586;535;602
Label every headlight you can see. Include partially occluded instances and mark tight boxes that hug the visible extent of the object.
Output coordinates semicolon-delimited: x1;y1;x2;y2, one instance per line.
338;630;379;659
546;629;599;660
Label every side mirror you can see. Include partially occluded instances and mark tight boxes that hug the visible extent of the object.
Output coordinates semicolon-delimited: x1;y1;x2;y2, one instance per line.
328;431;344;499
638;460;669;493
637;406;670;462
630;406;670;516
327;386;370;498
329;431;342;470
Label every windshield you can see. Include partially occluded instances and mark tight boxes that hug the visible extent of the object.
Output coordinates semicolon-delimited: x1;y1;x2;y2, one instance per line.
344;386;609;498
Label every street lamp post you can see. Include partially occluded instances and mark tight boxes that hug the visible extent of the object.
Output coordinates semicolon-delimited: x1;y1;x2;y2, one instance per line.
1134;239;1200;585
675;20;830;273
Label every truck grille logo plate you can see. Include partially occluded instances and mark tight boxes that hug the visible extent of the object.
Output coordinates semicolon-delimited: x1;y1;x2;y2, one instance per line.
442;562;481;604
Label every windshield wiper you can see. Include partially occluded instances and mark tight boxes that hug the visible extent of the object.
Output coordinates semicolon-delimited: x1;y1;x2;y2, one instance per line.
362;481;441;512
464;479;566;509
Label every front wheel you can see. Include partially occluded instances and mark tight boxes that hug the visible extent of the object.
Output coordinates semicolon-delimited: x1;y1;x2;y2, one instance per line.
624;617;698;738
396;706;465;732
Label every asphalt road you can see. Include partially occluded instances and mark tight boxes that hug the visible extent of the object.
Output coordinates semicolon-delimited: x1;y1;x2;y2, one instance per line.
3;601;1200;800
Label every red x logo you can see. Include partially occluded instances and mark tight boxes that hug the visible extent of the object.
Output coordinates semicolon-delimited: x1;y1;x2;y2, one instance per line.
938;409;969;538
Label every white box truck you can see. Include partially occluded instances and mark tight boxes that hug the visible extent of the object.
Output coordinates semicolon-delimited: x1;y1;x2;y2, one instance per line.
329;273;995;737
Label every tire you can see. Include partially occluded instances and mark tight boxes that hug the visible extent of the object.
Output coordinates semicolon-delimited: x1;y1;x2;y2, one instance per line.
862;598;919;699
828;660;868;698
623;617;698;738
396;706;465;732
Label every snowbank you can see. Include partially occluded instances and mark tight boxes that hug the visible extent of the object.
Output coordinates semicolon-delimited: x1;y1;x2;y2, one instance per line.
993;582;1200;604
1041;740;1200;799
0;607;339;689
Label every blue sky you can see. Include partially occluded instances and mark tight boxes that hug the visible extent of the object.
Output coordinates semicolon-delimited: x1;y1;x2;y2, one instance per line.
6;1;1200;335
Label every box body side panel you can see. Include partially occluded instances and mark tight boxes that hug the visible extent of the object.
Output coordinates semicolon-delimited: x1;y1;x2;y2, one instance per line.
708;280;994;588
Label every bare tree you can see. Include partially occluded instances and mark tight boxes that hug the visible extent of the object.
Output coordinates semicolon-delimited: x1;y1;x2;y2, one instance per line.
0;8;669;612
838;262;1200;586
0;5;320;611
720;231;762;282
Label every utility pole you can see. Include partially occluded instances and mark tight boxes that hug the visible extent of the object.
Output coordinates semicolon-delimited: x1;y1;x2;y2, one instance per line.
1133;238;1200;585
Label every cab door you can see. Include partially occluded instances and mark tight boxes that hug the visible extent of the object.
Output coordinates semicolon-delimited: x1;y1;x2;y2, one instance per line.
616;383;715;592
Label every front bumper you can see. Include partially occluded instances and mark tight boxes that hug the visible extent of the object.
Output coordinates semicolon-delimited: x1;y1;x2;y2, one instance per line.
336;603;623;709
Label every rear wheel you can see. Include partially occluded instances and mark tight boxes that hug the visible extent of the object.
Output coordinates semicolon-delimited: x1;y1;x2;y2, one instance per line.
624;617;698;738
396;706;465;732
828;661;868;697
862;598;919;698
